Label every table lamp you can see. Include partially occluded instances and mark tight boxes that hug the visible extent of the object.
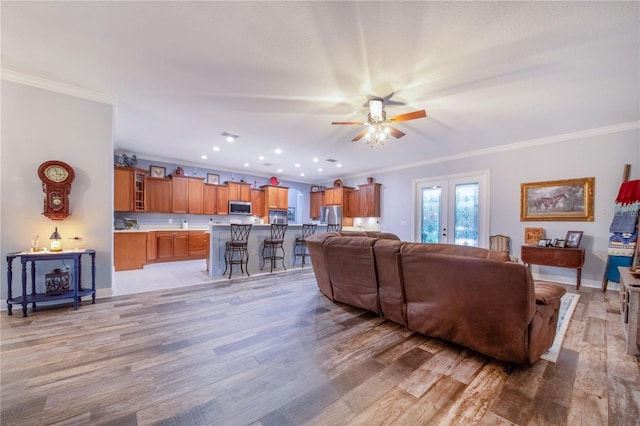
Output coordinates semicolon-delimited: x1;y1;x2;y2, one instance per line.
50;227;62;252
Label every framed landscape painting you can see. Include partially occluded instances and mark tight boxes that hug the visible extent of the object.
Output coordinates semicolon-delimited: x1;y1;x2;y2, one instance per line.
520;177;594;222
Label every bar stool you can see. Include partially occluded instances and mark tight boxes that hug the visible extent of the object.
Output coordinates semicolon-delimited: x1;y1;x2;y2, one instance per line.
326;223;341;233
261;223;288;273
224;224;252;279
292;223;317;267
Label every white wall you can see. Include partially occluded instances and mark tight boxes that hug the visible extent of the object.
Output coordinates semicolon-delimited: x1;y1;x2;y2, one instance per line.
1;81;113;301
341;127;639;289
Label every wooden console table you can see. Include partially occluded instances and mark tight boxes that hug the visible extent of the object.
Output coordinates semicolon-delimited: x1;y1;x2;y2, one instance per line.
618;267;640;356
521;245;585;289
6;250;96;317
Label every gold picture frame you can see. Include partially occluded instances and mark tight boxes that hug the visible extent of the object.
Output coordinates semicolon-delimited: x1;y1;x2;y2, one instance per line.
520;177;594;222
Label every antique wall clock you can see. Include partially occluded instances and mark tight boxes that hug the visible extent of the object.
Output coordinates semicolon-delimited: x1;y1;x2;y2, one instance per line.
37;160;75;220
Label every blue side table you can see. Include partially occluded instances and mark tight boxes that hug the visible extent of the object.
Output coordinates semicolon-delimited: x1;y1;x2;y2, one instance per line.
6;249;96;317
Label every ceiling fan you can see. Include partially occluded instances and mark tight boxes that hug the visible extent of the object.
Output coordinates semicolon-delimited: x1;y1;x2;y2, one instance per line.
331;98;426;145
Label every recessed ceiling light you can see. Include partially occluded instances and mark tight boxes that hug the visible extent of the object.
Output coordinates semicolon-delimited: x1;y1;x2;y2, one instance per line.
295;163;301;168
312;158;319;162
275;148;283;154
201;155;208;159
317;168;323;172
259;155;264;160
336;163;342;167
244;162;250;167
213;146;220;152
300;173;305;177
277;168;283;173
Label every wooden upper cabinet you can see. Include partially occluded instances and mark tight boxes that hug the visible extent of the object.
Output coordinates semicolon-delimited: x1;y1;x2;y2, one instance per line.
358;183;381;217
171;176;189;213
251;189;265;217
114;167;146;212
171;176;204;213
203;184;229;215
324;186;354;207
203;184;217;214
188;178;204;214
217;186;229;214
310;191;322;219
146;178;172;213
261;185;288;210
347;189;360;217
227;181;252;202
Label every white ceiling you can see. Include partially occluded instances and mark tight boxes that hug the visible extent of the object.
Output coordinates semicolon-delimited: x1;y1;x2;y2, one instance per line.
2;1;638;182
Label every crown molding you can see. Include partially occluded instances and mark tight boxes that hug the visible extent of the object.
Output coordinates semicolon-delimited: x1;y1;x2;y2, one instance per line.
1;69;114;105
347;121;640;179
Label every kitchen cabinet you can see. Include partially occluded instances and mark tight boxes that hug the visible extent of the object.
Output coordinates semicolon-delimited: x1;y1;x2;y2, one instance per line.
156;231;190;260
261;185;289;210
147;231;157;262
227;181;252;202
188;231;209;256
188;178;204;214
358;183;381;217
347;189;360;217
171;176;204;214
146;178;172;213
114;167;146;212
203;184;229;215
114;232;147;271
251;189;265;217
310;191;322;219
324;186;353;207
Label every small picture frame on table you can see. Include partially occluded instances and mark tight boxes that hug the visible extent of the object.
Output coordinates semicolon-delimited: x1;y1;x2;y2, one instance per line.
555;239;566;248
207;173;220;185
565;231;583;248
149;165;166;178
538;239;550;247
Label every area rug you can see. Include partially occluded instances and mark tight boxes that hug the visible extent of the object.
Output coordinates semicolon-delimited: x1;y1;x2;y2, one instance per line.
540;292;580;363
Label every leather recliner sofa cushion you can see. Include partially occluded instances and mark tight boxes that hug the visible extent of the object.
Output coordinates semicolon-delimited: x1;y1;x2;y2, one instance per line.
324;236;380;314
373;239;406;326
401;251;537;364
305;233;336;300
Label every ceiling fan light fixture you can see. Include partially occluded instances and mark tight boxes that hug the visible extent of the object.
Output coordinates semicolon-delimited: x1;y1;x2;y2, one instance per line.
369;99;383;119
221;131;238;142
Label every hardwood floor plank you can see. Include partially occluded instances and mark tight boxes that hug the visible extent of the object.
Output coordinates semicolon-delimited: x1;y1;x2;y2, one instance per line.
488;360;547;424
433;360;511;425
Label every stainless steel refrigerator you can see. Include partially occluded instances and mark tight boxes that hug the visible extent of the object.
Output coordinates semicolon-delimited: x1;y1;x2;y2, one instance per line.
320;205;342;226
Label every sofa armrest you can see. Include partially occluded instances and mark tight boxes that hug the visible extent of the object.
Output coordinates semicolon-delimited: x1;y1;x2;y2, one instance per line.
534;281;566;305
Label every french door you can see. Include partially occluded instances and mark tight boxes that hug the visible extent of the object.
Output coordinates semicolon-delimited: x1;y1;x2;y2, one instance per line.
415;171;489;247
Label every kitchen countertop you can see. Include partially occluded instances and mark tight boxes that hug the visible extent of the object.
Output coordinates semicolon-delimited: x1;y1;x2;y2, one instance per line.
114;223;321;232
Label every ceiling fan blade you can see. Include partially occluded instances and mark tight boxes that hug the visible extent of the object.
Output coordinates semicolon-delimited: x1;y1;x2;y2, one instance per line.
389;127;406;139
332;121;365;125
352;130;369;142
389;110;427;123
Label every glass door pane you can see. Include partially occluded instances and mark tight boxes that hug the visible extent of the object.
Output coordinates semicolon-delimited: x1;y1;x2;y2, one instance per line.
421;185;442;243
454;183;479;246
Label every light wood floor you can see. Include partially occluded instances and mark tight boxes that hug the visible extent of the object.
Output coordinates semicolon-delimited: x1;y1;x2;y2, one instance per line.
1;268;638;425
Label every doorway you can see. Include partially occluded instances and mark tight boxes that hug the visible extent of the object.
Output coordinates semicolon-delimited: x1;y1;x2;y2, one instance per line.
414;171;489;247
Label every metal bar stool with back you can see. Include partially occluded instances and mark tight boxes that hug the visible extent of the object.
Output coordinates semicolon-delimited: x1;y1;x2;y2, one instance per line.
292;223;317;267
224;224;252;279
261;223;288;273
326;223;341;233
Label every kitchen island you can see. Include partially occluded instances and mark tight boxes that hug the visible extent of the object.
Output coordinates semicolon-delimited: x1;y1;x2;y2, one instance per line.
208;223;327;277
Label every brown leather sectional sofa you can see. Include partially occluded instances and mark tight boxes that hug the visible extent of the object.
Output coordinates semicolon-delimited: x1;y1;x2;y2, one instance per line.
306;231;566;365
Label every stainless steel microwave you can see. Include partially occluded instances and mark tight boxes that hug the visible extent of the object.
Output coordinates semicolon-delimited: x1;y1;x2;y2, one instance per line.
229;201;252;215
